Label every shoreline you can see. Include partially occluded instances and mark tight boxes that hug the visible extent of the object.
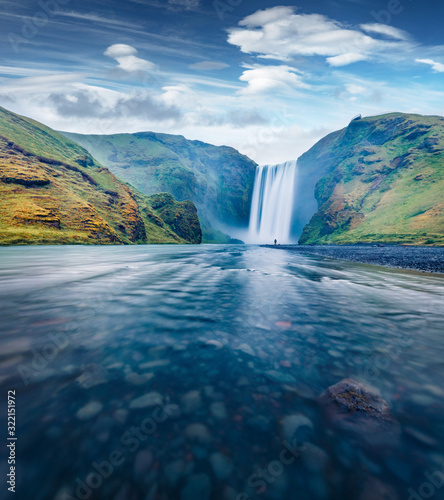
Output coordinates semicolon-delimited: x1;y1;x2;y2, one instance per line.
263;244;444;274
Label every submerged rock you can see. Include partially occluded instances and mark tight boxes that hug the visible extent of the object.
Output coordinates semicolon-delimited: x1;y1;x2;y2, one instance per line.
210;402;227;420
180;474;212;500
133;450;153;477
281;414;314;443
76;401;103;420
209;453;233;480
185;423;211;444
319;379;400;448
264;370;296;384
164;459;186;487
181;390;202;414
129;392;163;409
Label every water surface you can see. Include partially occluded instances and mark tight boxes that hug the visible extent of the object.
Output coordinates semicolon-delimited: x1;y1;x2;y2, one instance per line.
0;245;443;500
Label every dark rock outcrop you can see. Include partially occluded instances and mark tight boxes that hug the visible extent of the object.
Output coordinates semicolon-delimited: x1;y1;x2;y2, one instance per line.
319;379;401;448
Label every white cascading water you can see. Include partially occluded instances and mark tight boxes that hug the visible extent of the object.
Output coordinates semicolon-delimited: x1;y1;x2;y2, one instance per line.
248;160;297;244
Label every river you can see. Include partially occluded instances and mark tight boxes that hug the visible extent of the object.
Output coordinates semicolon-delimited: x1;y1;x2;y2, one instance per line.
0;245;443;500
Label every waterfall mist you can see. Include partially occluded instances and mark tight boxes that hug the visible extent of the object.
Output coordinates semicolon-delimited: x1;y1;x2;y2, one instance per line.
248;160;298;244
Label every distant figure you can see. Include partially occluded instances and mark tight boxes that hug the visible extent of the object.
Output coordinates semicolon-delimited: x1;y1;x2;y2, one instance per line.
274;239;277;246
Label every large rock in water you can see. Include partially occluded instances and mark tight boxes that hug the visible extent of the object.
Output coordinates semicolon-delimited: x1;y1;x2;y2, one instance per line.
318;379;401;449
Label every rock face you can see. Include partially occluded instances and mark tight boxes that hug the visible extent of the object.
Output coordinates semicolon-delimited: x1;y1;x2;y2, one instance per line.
62;130;257;243
319;379;400;448
296;113;444;246
0;106;201;245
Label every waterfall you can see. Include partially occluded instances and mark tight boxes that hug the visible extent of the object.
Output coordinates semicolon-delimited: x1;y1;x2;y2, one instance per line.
248;160;297;244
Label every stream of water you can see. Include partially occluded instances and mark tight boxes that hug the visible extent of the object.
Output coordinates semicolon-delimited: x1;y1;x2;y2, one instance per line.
0;245;443;500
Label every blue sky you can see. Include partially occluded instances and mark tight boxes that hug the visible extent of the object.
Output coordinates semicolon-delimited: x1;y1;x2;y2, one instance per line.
1;0;443;163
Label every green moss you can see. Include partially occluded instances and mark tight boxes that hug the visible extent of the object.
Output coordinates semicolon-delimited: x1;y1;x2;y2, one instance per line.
61;130;257;242
0;106;202;246
299;113;444;246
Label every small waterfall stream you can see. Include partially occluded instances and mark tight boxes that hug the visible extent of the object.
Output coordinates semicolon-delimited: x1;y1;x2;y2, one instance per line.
248;160;297;244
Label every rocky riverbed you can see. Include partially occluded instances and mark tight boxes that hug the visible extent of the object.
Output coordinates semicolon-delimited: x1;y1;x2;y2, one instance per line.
1;245;443;500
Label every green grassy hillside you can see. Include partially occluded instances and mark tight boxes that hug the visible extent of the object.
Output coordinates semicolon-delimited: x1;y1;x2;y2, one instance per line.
0;107;201;245
298;113;444;246
61;131;257;243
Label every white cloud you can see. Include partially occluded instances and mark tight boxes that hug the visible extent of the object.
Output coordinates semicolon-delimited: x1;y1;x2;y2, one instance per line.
189;61;229;71
238;65;310;95
416;58;444;73
346;84;366;95
360;23;409;41
104;44;155;72
0;73;85;94
327;53;368;67
228;6;411;67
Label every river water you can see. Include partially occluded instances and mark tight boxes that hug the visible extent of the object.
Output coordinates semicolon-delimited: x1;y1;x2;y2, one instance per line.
0;245;443;500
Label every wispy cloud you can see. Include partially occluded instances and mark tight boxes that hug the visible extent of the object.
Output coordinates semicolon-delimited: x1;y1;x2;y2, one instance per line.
189;61;229;71
57;11;143;29
416;58;444;73
360;23;410;41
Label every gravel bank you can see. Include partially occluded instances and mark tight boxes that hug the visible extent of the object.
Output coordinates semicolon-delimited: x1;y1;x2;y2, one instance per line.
263;245;444;274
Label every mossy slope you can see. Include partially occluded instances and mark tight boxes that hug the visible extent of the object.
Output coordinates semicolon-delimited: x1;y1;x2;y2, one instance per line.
0;107;201;245
61;131;257;243
299;113;444;246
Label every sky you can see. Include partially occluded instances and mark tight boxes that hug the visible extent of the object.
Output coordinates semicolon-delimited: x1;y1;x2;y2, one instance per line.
1;0;444;164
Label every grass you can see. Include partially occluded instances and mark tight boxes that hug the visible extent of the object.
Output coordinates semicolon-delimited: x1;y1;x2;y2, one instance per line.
299;113;444;246
0;106;202;246
62;129;257;243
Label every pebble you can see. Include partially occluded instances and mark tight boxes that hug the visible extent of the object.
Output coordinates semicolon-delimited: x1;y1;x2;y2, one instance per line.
424;384;444;397
134;450;153;477
246;415;272;433
409;393;435;407
210;402;227;419
164;459;185;487
237;377;250;386
125;372;154;385
209;453;233;480
185;423;211;443
264;370;296;384
76;402;103;420
113;409;128;424
237;343;255;356
129;392;163;409
281;414;314;443
327;350;342;358
181;390;202;414
206;340;223;349
180;474;212;500
139;359;171;370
